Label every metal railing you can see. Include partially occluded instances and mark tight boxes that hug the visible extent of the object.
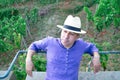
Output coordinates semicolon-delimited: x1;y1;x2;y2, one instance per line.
99;51;120;54
0;50;27;79
0;50;120;79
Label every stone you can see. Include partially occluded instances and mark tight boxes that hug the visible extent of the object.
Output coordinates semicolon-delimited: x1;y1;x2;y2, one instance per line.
26;71;120;80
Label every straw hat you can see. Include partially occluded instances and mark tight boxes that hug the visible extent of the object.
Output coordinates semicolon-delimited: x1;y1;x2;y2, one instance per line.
57;15;86;34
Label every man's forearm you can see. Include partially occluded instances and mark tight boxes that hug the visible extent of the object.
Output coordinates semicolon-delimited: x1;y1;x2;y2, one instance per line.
26;50;36;77
26;50;36;60
93;52;100;58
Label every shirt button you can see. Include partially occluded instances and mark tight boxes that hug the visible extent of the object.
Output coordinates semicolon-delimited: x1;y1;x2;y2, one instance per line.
66;54;68;57
66;58;68;61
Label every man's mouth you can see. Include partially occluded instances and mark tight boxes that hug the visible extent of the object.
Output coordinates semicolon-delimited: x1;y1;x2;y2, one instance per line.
62;39;69;42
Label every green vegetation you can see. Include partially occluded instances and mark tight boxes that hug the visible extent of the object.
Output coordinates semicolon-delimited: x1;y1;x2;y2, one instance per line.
13;53;46;80
0;0;30;8
84;0;120;70
84;0;120;32
25;8;38;24
0;8;26;52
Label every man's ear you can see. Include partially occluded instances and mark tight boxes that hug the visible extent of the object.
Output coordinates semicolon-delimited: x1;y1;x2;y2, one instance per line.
76;34;80;39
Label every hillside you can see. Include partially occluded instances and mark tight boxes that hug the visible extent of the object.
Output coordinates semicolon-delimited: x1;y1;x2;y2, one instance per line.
0;0;120;72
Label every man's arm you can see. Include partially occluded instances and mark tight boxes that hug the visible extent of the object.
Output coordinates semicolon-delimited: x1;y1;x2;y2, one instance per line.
92;52;101;73
26;50;36;77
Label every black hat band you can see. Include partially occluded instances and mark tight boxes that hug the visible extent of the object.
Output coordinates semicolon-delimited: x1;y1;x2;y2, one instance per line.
64;25;81;32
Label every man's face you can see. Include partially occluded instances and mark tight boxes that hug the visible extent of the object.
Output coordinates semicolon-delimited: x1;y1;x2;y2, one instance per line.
60;30;79;48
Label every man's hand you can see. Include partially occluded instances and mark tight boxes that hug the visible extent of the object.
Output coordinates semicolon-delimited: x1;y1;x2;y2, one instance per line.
92;52;101;73
92;57;101;73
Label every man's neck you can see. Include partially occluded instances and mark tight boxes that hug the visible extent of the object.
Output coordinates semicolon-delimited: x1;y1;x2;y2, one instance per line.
62;43;74;49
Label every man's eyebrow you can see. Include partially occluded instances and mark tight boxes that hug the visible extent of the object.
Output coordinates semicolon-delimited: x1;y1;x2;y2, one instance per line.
70;32;76;34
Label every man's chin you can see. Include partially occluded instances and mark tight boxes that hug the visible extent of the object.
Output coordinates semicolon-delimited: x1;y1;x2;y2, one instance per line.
62;40;69;43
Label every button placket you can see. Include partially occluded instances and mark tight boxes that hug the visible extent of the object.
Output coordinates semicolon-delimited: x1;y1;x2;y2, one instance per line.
65;50;69;71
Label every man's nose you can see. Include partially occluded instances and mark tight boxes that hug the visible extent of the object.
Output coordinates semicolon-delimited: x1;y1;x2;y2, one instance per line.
64;32;69;38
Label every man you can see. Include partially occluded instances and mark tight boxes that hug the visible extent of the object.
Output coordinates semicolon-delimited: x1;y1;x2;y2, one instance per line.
26;15;101;80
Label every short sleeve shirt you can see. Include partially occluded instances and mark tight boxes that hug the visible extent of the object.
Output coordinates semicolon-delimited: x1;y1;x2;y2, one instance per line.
28;37;98;80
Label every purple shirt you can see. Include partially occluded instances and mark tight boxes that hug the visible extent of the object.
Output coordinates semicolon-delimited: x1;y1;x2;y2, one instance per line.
28;37;98;80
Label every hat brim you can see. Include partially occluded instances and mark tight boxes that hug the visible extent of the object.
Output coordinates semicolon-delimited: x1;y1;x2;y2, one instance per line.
57;25;86;34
